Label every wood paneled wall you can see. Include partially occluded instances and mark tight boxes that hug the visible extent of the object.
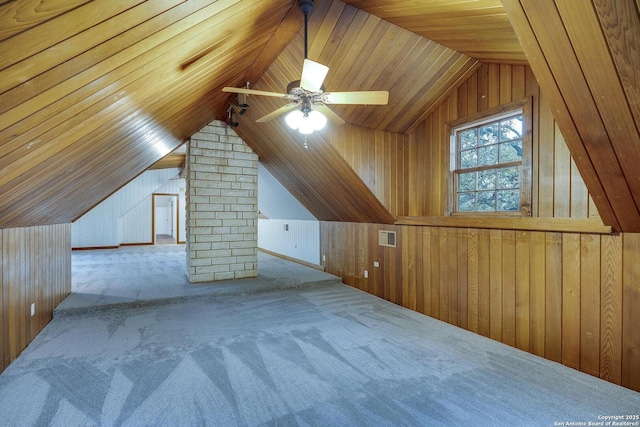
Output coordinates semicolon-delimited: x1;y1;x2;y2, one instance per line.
405;63;594;219
502;0;640;232
1;224;71;372
329;125;408;218
320;222;640;392
318;62;640;392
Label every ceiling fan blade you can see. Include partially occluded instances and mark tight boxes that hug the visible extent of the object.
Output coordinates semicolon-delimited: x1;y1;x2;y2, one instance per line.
314;104;345;126
256;104;299;122
323;91;389;105
222;87;287;98
300;59;329;92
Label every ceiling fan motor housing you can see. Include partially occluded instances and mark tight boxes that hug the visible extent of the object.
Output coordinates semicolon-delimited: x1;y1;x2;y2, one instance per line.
298;0;315;16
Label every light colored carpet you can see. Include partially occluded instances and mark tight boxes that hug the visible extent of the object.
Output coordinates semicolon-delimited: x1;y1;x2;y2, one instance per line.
1;284;639;426
57;246;340;317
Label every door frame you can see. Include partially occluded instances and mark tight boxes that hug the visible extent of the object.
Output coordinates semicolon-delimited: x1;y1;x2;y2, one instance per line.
152;193;180;244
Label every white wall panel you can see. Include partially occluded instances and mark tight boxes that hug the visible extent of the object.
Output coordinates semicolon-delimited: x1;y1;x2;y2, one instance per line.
119;198;152;244
72;169;179;247
258;219;320;265
258;163;316;220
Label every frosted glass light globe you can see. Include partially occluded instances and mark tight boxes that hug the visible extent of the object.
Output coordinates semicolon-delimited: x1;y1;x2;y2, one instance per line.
309;110;327;130
285;110;303;129
298;116;314;134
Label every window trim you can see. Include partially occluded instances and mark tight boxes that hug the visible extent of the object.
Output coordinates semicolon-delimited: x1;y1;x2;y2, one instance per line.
446;97;532;217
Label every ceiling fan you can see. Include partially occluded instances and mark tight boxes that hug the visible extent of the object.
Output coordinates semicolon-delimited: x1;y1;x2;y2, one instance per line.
222;0;389;134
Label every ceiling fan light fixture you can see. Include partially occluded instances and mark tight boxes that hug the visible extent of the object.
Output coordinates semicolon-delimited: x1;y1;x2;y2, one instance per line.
222;0;388;130
285;110;304;129
285;108;327;134
298;117;315;134
308;110;327;130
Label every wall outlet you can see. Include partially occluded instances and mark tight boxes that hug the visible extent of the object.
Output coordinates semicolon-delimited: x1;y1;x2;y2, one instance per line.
30;303;35;317
374;261;380;267
364;270;369;278
322;255;326;262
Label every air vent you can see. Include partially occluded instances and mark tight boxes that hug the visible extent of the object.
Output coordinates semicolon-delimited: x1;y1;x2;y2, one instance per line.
378;230;396;248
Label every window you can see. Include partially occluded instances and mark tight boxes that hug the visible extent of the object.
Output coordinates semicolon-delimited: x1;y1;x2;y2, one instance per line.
449;99;531;216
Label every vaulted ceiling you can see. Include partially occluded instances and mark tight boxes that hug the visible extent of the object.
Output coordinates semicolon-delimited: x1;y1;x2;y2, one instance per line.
1;0;640;231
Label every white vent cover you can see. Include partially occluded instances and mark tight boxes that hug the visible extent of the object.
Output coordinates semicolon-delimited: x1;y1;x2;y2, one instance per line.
378;230;396;247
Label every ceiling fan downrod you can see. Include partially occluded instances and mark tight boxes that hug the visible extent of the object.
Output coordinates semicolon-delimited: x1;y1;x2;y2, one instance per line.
298;0;315;59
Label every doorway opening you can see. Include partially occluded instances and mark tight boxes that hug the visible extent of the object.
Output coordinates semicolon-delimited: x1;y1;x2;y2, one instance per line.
152;193;179;245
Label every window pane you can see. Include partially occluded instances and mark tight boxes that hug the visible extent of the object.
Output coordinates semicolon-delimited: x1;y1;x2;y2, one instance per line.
478;169;496;190
460;129;477;149
479;124;498;146
497;189;520;211
458;172;475;191
478;145;498;166
460;149;477;168
452;107;529;215
497;166;520;189
499;116;523;141
499;140;522;163
458;193;475;212
476;191;496;211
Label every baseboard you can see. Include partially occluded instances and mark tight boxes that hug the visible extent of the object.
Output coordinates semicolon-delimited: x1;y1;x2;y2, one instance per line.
72;245;119;251
258;248;325;271
73;242;153;251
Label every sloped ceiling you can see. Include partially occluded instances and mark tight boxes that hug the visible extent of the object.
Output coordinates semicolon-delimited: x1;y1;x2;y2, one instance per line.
341;0;526;64
244;0;480;134
0;0;480;228
0;0;295;228
2;0;640;231
229;0;479;224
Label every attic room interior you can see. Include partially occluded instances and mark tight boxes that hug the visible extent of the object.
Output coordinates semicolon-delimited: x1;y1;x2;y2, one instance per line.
1;0;640;423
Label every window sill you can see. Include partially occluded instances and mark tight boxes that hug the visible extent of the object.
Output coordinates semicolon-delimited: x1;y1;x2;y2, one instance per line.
395;216;612;234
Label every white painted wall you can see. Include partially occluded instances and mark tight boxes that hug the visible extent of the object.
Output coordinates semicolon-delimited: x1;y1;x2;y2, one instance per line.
72;169;180;247
257;163;320;265
119;177;186;244
258;163;316;220
118;198;152;244
74;159;316;260
258;219;320;265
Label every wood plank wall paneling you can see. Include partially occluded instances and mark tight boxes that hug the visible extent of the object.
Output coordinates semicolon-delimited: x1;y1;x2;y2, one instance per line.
0;224;71;372
320;222;640;392
622;233;640;391
316;60;640;393
329;125;407;217
405;63;595;219
502;0;640;232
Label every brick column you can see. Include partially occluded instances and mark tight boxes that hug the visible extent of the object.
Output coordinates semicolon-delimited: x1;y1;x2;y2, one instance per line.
185;120;258;282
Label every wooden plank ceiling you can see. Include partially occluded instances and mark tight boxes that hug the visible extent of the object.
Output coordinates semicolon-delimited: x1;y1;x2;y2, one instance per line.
341;0;526;64
2;0;640;231
225;0;483;223
0;0;294;228
0;0;482;228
